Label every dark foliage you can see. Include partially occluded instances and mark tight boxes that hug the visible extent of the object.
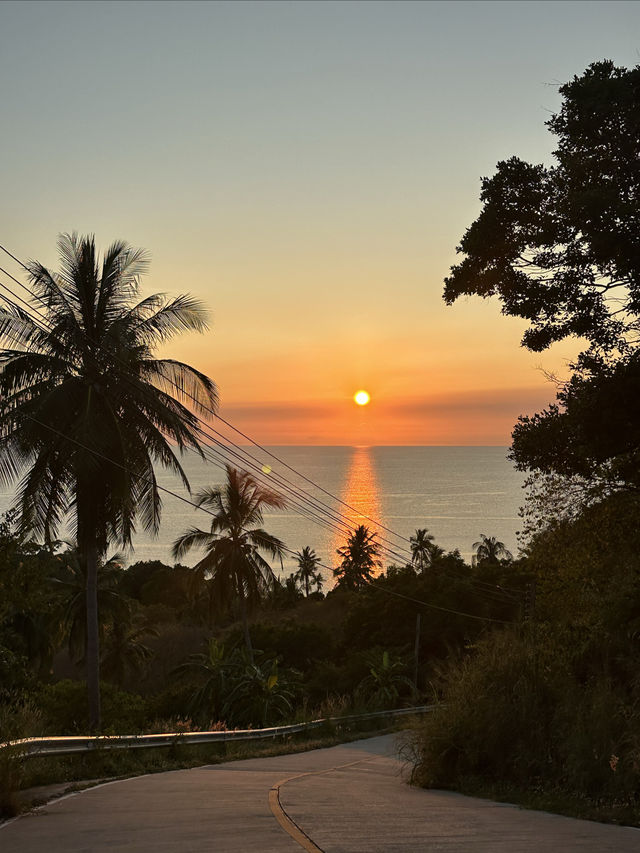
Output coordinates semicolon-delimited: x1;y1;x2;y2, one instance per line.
512;353;640;490
445;60;640;359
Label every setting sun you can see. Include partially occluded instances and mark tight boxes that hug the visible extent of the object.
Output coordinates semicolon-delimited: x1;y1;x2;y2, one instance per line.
354;390;370;406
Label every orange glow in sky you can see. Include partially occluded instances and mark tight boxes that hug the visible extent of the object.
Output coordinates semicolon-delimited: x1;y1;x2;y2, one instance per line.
3;1;614;446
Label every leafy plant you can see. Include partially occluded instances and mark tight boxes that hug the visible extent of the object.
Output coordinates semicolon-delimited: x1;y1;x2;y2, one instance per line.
222;652;295;728
172;466;286;660
0;233;217;729
334;525;381;591
356;650;413;709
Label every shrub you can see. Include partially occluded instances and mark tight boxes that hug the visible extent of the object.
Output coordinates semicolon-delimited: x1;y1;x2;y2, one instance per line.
0;698;42;817
407;625;640;803
37;680;147;734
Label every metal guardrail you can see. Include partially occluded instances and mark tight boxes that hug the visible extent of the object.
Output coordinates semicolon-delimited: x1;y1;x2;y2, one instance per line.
3;705;434;758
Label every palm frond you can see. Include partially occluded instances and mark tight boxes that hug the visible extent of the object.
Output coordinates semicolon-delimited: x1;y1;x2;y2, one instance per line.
172;526;219;561
133;294;210;343
142;358;218;418
247;528;285;559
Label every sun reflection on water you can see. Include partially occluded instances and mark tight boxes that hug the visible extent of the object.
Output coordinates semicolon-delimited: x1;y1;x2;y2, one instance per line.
328;446;383;583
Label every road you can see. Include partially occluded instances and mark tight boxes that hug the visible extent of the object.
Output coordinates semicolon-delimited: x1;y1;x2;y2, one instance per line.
2;733;638;852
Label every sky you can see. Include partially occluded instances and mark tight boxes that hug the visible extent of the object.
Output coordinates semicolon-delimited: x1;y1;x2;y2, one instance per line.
2;0;639;445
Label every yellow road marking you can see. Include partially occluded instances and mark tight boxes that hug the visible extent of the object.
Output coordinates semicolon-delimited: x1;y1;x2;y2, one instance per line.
269;758;373;852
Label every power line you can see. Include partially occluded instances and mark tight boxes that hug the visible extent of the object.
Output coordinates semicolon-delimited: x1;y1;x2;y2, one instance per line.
0;268;521;607
0;241;411;546
21;411;513;624
0;270;521;608
0;244;413;563
0;243;412;546
362;577;514;624
0;243;521;609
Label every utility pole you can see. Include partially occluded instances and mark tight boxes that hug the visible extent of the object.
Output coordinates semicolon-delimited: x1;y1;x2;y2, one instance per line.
413;611;421;690
524;581;536;620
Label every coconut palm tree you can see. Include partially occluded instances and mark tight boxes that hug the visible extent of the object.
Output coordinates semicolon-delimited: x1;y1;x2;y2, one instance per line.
0;233;217;728
409;528;444;573
101;610;158;687
172;465;286;661
294;545;322;597
51;547;129;665
333;525;381;591
172;637;230;726
472;534;513;565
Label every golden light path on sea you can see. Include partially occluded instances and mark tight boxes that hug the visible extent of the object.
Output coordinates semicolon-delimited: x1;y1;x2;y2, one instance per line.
328;446;383;584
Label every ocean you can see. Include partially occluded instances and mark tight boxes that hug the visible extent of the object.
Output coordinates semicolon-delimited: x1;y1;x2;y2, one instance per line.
0;446;526;585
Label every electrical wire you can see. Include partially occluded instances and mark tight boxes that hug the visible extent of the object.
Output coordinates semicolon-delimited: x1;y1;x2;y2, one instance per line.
0;257;523;606
0;243;523;608
0;245;523;587
0;246;414;563
20;411;514;625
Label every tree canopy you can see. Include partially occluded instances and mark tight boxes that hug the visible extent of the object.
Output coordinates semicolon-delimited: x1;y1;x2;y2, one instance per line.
0;233;217;728
444;60;640;360
172;465;286;660
444;61;640;488
512;353;640;490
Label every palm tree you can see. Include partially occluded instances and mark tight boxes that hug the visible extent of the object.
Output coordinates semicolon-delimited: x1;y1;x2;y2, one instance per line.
101;610;158;687
172;465;286;661
333;524;381;591
172;638;230;726
0;233;217;728
472;534;513;565
409;528;443;573
294;545;322;597
222;654;295;728
51;547;129;665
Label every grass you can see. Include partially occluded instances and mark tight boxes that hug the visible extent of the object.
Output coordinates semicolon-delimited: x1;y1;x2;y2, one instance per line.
427;776;640;828
2;717;397;820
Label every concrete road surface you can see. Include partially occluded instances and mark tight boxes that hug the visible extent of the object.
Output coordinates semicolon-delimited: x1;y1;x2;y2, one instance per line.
1;733;638;852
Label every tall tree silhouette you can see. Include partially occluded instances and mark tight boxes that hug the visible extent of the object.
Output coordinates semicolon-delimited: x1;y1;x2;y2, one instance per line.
294;545;322;596
172;466;286;661
334;525;381;591
0;233;217;728
472;534;513;565
410;528;443;573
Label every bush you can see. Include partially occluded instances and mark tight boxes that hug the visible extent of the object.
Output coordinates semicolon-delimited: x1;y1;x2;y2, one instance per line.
0;698;42;817
407;625;640;806
37;680;147;734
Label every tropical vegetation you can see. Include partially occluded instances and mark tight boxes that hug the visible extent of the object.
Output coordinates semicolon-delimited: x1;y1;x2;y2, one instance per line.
294;546;323;596
0;234;217;728
406;59;640;825
4;61;640;822
333;524;381;591
171;465;286;661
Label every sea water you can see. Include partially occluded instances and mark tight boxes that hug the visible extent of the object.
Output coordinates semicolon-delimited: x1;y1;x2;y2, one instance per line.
0;446;526;584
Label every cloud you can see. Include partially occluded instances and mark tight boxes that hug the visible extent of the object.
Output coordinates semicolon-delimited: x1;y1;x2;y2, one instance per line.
216;385;558;445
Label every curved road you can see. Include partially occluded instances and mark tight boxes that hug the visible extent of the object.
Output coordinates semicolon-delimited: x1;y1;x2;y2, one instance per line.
2;734;638;852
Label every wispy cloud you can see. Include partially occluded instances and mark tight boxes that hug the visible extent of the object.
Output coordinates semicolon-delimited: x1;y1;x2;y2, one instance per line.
218;385;557;445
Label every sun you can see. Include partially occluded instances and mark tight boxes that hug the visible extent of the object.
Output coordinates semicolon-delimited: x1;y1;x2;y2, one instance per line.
354;389;370;406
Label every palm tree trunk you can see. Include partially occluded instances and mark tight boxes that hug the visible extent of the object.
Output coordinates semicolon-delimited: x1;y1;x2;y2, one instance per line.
413;612;421;691
85;536;101;731
78;480;103;732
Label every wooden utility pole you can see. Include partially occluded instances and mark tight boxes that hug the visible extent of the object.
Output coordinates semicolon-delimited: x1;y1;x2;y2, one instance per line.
413;612;421;690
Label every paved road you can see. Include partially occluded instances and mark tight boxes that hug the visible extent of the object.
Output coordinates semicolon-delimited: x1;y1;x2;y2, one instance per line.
2;734;638;852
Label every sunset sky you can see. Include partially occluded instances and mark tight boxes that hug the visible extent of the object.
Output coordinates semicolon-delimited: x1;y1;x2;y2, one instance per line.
2;0;639;445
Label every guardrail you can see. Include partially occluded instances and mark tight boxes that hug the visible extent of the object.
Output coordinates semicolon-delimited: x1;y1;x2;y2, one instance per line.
4;705;434;758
